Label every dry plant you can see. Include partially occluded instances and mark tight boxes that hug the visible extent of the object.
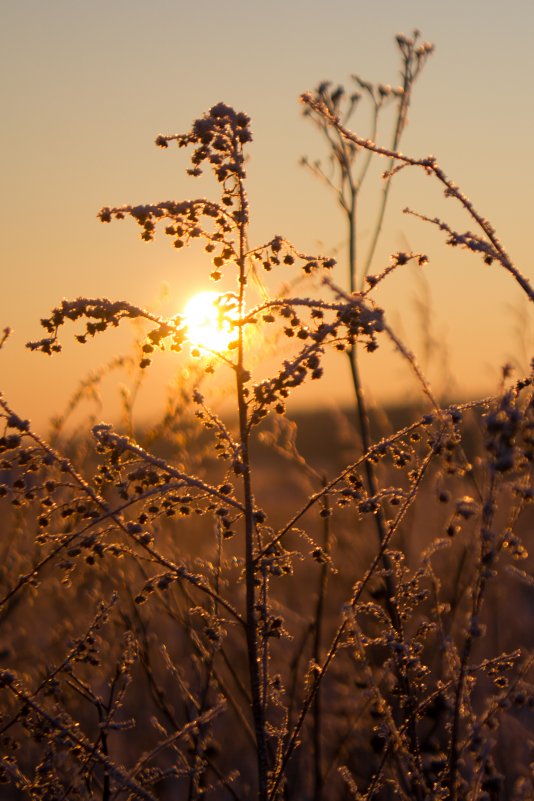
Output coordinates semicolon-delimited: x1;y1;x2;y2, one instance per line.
0;34;533;801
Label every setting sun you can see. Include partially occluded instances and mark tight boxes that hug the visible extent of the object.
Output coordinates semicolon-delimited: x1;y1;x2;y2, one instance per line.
182;291;239;354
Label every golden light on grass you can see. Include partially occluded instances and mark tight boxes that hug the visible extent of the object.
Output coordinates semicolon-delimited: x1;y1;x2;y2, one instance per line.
183;290;239;354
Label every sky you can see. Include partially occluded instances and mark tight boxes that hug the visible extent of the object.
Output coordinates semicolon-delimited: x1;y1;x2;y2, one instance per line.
1;1;533;431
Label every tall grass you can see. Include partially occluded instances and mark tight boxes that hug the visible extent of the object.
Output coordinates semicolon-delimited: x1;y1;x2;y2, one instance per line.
0;34;533;801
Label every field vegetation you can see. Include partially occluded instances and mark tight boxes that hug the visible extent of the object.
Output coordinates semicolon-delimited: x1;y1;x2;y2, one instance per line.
0;32;533;801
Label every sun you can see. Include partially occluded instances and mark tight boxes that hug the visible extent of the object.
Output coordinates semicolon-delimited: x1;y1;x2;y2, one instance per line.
182;291;239;354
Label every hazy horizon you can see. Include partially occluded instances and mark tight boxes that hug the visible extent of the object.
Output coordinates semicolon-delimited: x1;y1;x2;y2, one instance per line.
2;0;533;431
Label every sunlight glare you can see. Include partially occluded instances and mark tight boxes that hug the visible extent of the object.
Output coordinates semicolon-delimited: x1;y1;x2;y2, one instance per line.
182;291;238;354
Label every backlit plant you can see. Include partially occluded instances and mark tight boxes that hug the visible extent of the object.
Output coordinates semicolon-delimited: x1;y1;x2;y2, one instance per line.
0;37;533;801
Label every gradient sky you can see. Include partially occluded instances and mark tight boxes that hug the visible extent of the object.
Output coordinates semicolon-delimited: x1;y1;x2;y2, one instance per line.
1;1;533;431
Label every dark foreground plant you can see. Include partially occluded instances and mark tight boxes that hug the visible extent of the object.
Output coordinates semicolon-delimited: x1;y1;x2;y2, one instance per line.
0;69;533;801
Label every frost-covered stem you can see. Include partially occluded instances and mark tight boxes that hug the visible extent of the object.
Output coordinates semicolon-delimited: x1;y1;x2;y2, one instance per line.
348;193;357;292
1;677;159;801
339;102;410;652
312;488;331;801
345;177;406;641
449;474;496;801
268;437;439;800
348;319;426;795
362;48;413;284
238;320;268;801
97;705;111;801
235;178;268;800
301;94;534;302
187;533;224;801
347;346;415;638
188;607;218;798
347;214;416;692
343;140;388;568
261;563;269;715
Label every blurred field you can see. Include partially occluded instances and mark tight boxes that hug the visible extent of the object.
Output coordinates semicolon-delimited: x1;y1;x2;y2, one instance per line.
1;396;532;800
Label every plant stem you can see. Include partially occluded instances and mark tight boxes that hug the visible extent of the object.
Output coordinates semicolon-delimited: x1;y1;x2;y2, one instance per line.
362;45;416;284
449;474;496;801
347;169;425;798
236;178;269;799
312;487;331;801
237;310;268;801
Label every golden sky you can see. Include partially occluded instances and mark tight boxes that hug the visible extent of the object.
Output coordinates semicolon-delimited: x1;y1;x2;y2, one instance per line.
1;1;533;431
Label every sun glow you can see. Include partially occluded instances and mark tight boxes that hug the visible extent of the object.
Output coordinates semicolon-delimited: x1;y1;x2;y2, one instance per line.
182;291;239;354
